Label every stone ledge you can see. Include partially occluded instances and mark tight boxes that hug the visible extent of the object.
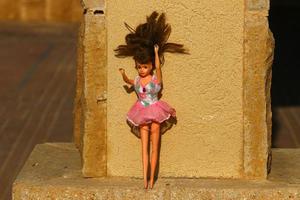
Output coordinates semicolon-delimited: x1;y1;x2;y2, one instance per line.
13;143;300;199
81;0;104;10
246;0;269;11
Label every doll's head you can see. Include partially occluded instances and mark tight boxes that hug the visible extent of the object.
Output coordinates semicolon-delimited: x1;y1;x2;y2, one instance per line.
134;47;155;77
114;11;188;68
135;60;153;77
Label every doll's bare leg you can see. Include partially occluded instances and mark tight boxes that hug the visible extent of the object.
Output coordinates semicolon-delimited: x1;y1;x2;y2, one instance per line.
149;122;160;189
140;124;150;189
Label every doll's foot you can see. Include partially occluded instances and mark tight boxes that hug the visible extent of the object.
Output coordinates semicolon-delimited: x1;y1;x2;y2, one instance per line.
143;180;148;189
149;180;154;189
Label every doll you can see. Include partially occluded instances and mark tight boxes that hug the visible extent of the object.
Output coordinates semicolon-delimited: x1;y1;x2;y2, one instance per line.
114;11;188;189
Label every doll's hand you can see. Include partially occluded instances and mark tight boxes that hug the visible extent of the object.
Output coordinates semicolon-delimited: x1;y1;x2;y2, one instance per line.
154;44;159;53
119;68;125;74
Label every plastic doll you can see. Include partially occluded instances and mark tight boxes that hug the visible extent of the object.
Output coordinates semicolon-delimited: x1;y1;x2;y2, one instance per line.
114;11;188;189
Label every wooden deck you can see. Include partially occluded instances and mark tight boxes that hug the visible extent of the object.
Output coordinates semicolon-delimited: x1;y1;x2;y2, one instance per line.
0;22;299;200
0;22;78;200
272;107;300;148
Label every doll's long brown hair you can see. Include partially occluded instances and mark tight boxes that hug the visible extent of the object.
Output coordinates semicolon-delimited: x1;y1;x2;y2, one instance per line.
114;11;188;66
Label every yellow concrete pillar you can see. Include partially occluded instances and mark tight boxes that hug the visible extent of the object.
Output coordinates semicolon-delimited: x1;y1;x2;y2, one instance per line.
74;0;106;177
75;0;274;179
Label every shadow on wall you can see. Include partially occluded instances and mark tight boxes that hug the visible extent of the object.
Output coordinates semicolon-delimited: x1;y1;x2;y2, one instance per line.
269;0;300;147
269;1;300;106
0;0;82;23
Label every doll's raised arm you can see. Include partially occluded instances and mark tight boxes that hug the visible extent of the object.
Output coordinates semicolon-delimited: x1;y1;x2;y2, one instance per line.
154;44;162;84
119;68;134;85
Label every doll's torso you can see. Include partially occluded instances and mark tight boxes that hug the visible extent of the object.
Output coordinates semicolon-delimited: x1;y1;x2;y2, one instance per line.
134;75;161;107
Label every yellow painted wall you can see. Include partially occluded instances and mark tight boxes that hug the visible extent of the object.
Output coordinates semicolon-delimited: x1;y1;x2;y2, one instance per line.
107;0;244;178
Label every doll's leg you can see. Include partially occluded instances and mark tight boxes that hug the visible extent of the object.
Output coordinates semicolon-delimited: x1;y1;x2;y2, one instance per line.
140;124;150;189
149;122;160;189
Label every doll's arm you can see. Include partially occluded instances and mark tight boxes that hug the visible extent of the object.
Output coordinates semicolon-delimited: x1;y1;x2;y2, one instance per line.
154;44;162;84
119;68;134;85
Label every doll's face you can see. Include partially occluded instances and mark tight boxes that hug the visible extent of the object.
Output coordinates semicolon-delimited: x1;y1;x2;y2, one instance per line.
136;61;153;77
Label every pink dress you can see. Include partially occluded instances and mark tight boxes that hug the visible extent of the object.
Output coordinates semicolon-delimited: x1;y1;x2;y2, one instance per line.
126;75;176;137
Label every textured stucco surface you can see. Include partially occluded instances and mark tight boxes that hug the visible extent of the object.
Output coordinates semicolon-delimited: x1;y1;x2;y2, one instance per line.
13;143;300;200
107;1;244;178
